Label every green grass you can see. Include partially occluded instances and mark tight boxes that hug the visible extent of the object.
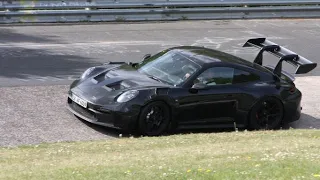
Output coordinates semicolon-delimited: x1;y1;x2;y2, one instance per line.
1;129;320;180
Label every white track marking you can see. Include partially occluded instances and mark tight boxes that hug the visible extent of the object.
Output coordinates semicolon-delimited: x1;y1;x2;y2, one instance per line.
0;41;165;49
242;30;266;37
191;36;286;51
16;78;29;82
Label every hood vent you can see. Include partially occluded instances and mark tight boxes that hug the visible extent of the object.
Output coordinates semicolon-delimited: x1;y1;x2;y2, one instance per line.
105;80;135;91
105;70;118;78
93;72;107;82
93;70;118;83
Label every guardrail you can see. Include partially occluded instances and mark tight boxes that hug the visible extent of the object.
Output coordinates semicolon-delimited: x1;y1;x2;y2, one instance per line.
0;0;319;23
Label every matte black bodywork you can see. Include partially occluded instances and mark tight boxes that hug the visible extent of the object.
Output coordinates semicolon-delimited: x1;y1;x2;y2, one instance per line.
67;39;316;132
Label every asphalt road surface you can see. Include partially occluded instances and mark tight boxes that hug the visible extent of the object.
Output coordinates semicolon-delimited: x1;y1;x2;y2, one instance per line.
1;19;320;87
0;19;319;146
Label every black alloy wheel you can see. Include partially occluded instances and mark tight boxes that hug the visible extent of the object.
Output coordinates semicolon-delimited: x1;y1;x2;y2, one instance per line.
249;97;284;130
138;101;171;136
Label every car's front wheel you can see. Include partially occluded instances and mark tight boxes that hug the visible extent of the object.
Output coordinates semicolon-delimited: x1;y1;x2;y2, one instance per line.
138;101;171;136
249;97;284;130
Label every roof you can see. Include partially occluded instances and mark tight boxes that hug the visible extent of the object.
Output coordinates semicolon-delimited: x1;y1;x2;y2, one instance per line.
171;46;255;67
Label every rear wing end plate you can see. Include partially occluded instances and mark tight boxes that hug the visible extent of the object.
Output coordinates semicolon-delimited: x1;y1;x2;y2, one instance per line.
243;38;317;76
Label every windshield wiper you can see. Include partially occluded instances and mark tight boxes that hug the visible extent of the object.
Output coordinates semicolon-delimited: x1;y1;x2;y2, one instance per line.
141;71;171;85
148;75;163;83
148;76;174;86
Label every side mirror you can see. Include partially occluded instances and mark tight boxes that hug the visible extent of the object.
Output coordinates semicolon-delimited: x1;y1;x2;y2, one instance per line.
192;82;208;89
189;82;208;93
142;54;151;61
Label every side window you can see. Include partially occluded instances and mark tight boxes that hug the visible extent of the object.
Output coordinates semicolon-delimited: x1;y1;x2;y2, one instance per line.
233;69;260;84
195;67;234;86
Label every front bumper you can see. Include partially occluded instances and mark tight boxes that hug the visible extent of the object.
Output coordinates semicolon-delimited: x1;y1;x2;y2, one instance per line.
67;96;139;131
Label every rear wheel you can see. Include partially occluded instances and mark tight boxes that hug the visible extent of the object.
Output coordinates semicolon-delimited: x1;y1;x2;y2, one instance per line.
249;97;284;130
138;101;171;136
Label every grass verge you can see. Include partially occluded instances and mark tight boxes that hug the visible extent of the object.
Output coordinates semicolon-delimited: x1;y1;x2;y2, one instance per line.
1;129;320;180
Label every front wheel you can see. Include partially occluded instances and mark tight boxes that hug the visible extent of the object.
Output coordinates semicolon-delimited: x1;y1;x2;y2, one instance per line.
249;97;284;130
138;101;171;136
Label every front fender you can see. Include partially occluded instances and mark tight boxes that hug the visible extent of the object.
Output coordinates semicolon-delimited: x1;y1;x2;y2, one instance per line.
69;79;80;89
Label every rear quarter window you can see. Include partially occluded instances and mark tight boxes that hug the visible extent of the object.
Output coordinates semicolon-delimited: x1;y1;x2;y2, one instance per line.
233;69;260;84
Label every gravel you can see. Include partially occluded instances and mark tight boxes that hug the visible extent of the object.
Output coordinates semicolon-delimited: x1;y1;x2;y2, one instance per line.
0;85;118;147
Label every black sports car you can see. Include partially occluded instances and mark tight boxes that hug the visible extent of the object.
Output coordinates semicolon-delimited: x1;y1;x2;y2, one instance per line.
67;38;317;136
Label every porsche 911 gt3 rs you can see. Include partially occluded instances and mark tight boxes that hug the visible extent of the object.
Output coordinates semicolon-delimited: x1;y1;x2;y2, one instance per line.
67;38;317;136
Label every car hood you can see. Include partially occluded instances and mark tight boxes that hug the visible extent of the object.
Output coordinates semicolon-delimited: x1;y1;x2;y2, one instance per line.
71;64;171;104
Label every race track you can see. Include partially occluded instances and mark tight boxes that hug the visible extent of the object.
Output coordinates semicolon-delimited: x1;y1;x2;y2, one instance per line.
0;19;319;146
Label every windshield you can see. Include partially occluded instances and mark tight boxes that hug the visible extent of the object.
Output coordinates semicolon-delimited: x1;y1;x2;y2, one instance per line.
137;50;201;86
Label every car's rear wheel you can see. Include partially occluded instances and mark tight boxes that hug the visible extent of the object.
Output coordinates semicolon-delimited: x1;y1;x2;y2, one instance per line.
249;97;284;130
138;101;171;136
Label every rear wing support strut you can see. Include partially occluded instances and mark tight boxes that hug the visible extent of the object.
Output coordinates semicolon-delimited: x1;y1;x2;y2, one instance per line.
253;45;280;66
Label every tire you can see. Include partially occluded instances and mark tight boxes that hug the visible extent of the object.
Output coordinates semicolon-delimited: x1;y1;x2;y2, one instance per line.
249;97;284;130
138;101;171;136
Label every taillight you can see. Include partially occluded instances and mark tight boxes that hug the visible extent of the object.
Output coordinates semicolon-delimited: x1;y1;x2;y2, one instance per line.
288;84;296;94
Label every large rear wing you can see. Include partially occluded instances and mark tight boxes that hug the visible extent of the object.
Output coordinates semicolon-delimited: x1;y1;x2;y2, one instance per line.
243;38;317;77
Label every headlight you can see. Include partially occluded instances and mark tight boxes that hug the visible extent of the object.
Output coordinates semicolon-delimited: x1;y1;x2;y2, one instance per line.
81;67;95;79
117;90;139;103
